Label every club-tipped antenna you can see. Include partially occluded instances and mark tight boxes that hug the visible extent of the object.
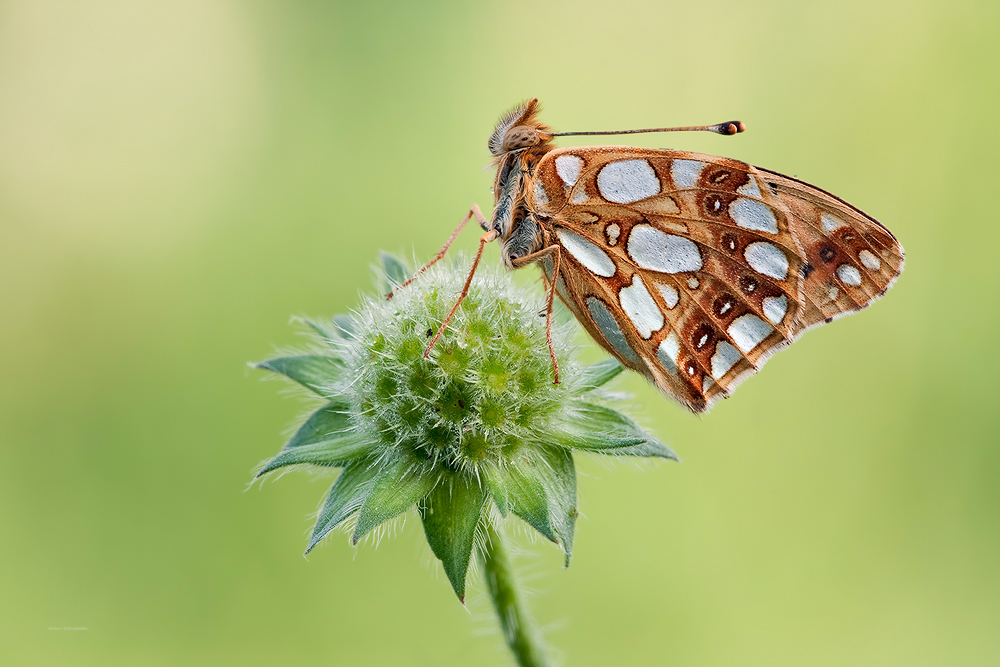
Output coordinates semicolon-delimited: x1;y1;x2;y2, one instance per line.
541;120;746;138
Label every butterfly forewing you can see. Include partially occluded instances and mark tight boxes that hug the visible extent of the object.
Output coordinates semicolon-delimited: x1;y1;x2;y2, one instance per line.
757;168;905;336
529;146;904;412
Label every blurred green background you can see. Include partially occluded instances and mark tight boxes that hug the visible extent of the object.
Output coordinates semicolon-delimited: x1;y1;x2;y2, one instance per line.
1;0;997;664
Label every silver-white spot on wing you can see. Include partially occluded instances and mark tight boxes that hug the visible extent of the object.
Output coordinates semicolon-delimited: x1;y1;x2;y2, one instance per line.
737;176;761;198
744;241;789;280
836;264;862;286
727;314;774;354
711;341;741;379
533;179;549;209
618;275;664;339
570;188;588;204
762;295;788;325
586;297;641;364
597;159;661;204
859;250;881;270
627;224;703;274
670;159;706;189
656;282;679;308
555;155;583;186
729;198;779;234
556;228;616;277
657;332;680;374
821;213;847;233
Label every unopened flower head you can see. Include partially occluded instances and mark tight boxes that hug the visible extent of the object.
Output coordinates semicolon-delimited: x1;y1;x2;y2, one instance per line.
254;254;675;600
348;259;576;472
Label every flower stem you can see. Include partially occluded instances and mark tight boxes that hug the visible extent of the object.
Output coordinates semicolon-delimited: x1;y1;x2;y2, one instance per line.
480;520;552;667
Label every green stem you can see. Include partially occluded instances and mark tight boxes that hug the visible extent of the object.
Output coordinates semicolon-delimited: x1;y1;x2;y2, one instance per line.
479;520;552;667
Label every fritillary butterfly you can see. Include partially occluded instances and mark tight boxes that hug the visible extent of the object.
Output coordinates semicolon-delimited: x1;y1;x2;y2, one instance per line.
395;99;904;413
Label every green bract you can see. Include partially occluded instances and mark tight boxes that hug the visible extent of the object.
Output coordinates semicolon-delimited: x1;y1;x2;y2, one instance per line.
254;253;676;601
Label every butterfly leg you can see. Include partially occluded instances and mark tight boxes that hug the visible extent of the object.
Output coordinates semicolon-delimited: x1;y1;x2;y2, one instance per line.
510;244;562;385
424;229;500;358
388;205;489;299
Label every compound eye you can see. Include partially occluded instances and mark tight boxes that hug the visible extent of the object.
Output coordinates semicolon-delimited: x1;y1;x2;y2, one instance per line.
501;125;540;152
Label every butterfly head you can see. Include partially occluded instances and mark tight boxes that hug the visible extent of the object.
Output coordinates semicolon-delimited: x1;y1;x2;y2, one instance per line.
488;98;553;157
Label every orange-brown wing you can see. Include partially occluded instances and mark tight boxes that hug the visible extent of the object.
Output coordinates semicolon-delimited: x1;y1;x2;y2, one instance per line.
528;146;904;413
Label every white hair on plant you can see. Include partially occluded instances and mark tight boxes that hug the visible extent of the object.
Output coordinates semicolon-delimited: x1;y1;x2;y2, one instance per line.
252;252;676;603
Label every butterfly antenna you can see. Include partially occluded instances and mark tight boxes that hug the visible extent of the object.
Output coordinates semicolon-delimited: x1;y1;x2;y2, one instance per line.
542;121;746;137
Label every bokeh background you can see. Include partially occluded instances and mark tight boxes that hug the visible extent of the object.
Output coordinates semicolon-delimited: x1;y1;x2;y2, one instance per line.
1;1;998;665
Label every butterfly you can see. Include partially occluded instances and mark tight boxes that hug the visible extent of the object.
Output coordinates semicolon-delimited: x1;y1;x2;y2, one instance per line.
395;98;904;413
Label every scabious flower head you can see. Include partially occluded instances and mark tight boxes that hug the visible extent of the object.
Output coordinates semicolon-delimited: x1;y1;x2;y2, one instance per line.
254;254;675;600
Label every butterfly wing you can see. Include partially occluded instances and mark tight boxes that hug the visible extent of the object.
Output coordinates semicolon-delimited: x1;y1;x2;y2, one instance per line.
528;146;904;413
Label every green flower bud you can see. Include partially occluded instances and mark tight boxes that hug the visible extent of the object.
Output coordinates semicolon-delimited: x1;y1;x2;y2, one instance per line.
253;253;676;601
